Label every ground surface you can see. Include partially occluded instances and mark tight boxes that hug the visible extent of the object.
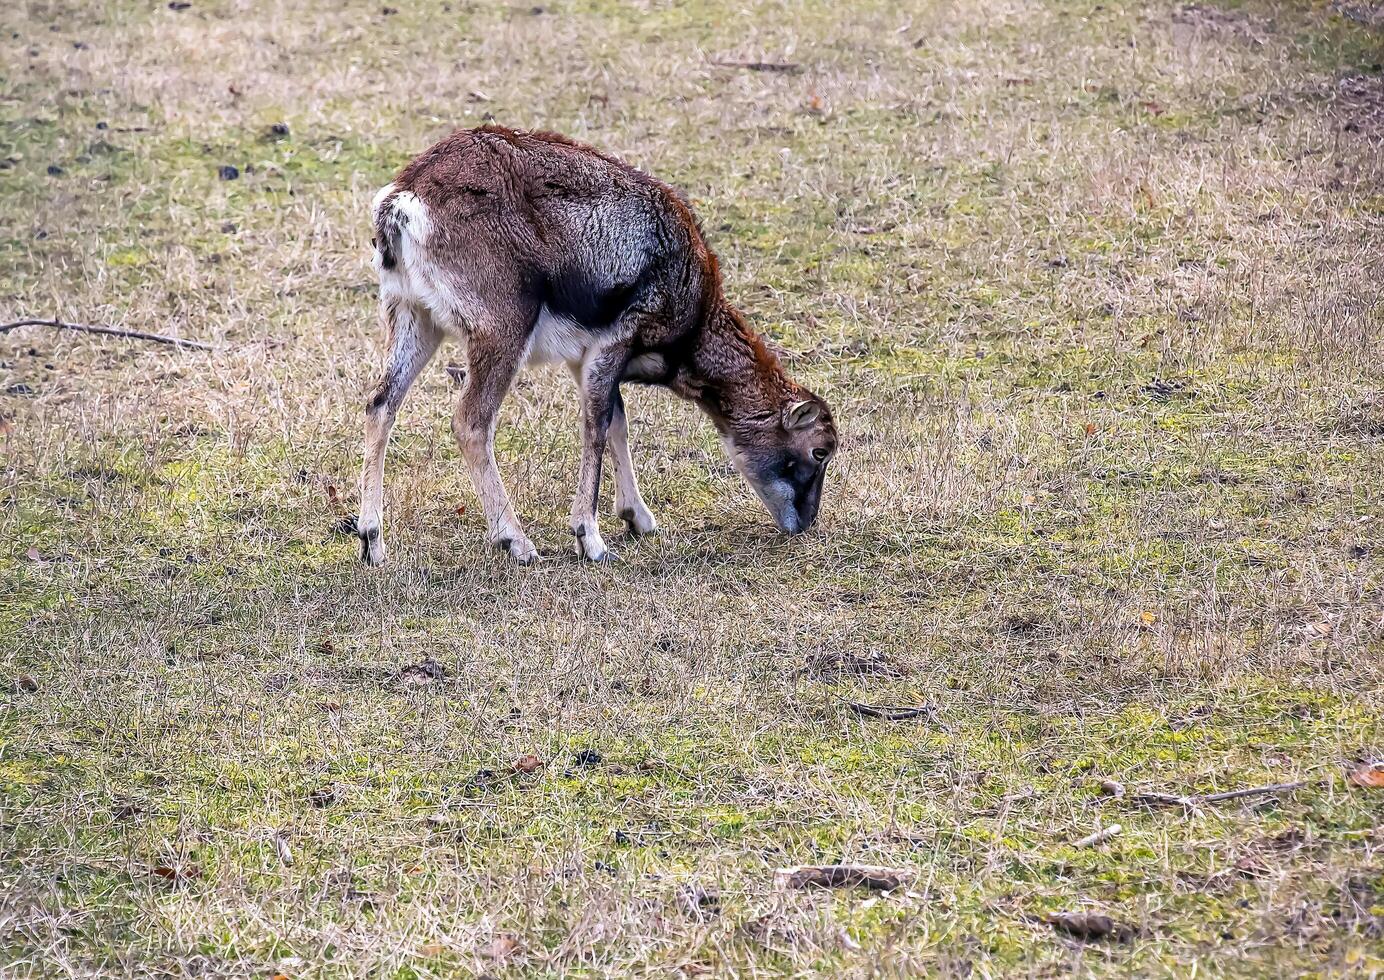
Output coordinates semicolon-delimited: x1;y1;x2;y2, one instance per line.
2;0;1383;976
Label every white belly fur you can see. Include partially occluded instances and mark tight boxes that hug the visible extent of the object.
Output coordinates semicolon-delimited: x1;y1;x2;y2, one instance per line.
526;305;590;369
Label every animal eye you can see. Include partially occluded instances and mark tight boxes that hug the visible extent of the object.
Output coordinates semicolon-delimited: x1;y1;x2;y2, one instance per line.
812;447;830;462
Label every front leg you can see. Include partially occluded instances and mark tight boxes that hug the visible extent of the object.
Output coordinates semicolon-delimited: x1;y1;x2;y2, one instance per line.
570;344;628;561
608;390;657;536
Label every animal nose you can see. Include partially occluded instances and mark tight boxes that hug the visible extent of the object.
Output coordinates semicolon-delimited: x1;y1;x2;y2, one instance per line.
792;470;825;532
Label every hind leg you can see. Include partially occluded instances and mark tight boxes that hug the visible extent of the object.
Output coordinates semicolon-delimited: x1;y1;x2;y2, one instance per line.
358;299;441;566
453;317;539;564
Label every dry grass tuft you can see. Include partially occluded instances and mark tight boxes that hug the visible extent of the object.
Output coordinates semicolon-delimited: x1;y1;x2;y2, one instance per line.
2;0;1383;976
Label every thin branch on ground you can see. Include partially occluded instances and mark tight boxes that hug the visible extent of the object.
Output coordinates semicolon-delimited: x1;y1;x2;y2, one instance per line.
1073;824;1123;848
1130;781;1309;810
1198;781;1309;803
0;318;214;351
840;699;935;721
708;59;802;73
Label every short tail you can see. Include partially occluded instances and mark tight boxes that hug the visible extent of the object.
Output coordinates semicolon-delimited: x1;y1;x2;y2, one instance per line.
372;185;404;271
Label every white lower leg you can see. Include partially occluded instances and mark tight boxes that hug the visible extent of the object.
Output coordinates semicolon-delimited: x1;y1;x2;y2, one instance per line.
570;431;610;562
608;401;656;536
356;301;439;566
358;408;392;565
455;418;538;564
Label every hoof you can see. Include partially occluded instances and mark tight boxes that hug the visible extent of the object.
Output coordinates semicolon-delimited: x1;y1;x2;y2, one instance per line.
571;522;612;562
359;526;386;566
618;505;658;537
492;533;539;565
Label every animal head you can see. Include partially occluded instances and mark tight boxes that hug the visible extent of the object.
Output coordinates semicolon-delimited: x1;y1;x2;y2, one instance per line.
722;389;838;534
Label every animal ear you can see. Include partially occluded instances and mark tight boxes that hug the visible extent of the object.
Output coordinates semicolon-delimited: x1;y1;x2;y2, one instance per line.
783;399;822;431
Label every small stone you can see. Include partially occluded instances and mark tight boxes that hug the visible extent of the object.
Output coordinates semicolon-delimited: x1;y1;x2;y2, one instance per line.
217;164;239;180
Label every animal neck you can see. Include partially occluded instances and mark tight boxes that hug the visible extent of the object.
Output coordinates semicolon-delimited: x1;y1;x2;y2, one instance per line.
673;302;791;432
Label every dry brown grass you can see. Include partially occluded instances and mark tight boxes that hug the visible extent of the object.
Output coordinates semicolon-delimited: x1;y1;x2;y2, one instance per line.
2;0;1383;976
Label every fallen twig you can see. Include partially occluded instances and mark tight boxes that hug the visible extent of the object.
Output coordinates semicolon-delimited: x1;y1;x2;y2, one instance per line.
1130;791;1200;810
709;59;802;73
1130;781;1308;810
841;699;934;721
776;864;913;891
1073;824;1122;848
1198;781;1308;804
0;318;214;351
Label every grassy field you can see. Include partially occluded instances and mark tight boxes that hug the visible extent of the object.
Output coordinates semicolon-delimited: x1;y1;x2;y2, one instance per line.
2;0;1383;975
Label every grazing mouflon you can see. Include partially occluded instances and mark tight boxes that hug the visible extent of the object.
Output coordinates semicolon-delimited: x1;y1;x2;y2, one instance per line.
359;125;837;564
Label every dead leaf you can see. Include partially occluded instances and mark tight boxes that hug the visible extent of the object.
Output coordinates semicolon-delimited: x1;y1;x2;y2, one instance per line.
12;674;38;693
1346;762;1384;788
419;942;446;956
1084;422;1097;436
394;658;445;687
512;753;544;774
1141;100;1165;115
24;546;41;562
150;863;201;885
274;832;293;866
1046;911;1136;942
1020;493;1037;508
1098;779;1126;798
308;784;339;808
1139;610;1158;626
483;934;521;960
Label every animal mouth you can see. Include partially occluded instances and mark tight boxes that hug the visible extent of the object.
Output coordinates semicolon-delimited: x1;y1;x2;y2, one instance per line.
776;469;825;535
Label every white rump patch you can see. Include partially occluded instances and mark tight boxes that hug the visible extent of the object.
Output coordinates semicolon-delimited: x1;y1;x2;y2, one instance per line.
372;185;482;335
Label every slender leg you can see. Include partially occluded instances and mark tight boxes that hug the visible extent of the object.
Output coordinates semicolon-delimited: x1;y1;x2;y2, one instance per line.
608;390;657;536
569;343;630;561
566;367;657;537
358;300;441;566
453;331;538;564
